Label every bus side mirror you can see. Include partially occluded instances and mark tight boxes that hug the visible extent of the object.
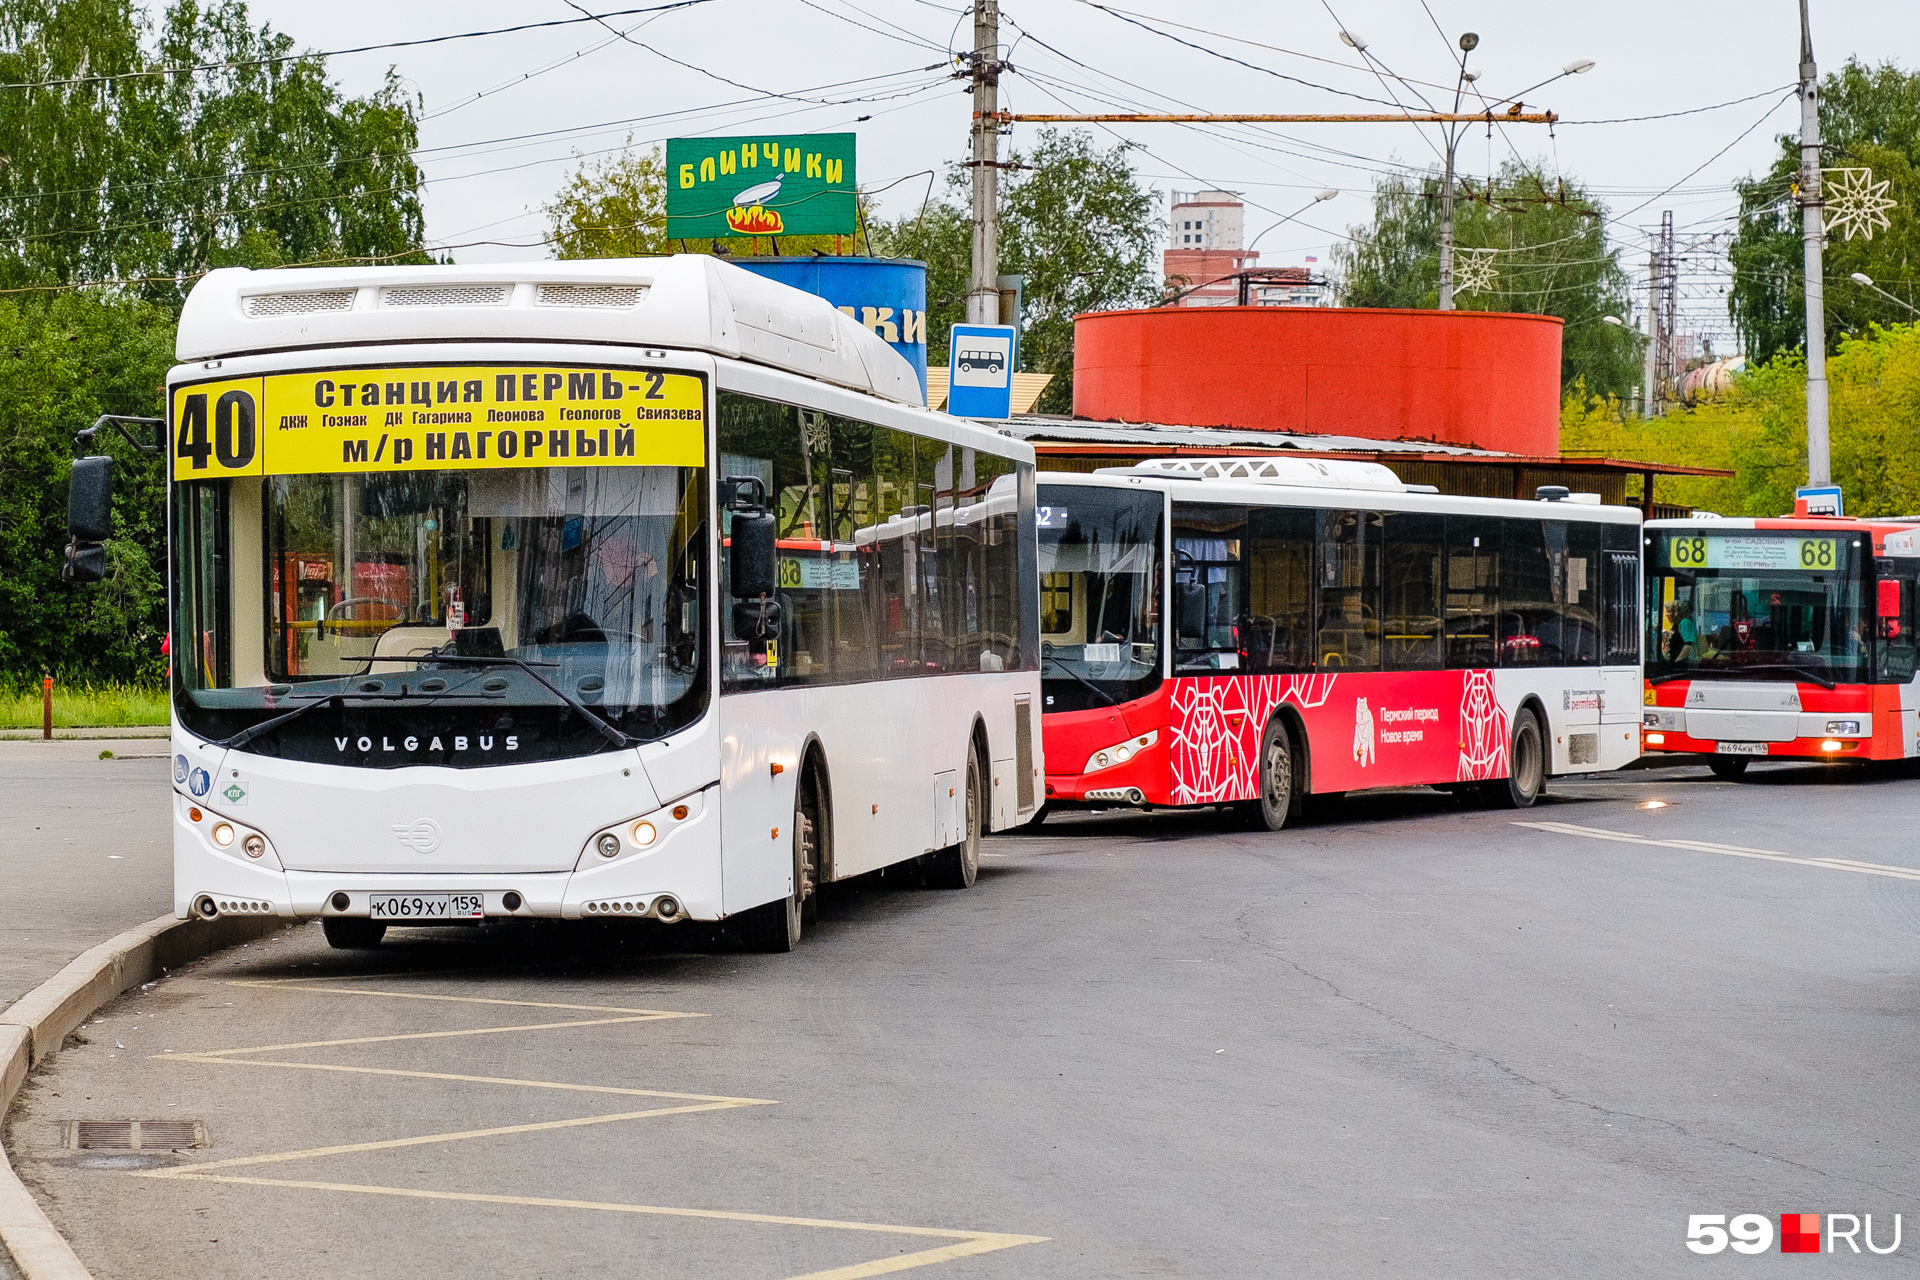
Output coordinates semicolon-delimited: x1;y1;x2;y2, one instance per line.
723;474;777;599
61;455;114;583
1177;582;1207;637
1878;578;1902;619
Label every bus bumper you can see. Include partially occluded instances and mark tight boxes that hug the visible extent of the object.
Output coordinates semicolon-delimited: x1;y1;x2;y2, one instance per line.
1641;730;1872;761
174;787;725;923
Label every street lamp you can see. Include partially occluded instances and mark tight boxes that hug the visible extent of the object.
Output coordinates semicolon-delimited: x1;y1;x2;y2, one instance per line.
1247;188;1339;251
1850;271;1920;317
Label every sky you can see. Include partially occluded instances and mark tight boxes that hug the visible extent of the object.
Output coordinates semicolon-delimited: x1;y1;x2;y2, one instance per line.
243;0;1920;353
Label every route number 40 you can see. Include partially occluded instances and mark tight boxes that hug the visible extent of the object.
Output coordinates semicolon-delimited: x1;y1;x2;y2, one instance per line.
1687;1214;1774;1254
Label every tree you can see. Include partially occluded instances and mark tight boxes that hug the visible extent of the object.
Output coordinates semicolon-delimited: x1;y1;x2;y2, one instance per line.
1731;59;1920;365
869;128;1162;411
0;0;427;302
1336;160;1642;399
0;0;430;685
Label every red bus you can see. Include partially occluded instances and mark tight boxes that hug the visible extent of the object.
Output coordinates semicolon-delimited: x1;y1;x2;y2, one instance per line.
1641;510;1919;776
1037;460;1644;828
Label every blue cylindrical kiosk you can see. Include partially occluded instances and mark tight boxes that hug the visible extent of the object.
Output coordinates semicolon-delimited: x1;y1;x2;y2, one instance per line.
729;257;928;399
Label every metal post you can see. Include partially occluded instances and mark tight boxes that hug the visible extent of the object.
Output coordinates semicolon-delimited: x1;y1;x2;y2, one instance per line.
1799;0;1830;486
42;675;53;741
1438;133;1457;311
965;0;1002;327
1642;248;1658;418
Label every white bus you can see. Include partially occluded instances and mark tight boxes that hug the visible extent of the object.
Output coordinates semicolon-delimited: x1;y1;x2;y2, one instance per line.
1035;461;1645;824
66;257;1041;951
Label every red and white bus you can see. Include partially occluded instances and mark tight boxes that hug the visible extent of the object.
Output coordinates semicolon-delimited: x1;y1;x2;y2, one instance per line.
1037;460;1644;827
1641;510;1920;776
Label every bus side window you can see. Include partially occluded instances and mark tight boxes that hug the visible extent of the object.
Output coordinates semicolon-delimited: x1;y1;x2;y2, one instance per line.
1879;569;1917;683
1600;521;1640;666
1246;505;1312;673
1172;502;1246;671
1445;517;1498;669
1316;510;1380;670
1382;511;1443;670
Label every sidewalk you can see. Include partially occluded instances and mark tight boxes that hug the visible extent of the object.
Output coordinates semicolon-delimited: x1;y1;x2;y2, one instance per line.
0;740;174;1008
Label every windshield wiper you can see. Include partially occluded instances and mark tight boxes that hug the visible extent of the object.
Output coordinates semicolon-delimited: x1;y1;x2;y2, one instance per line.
1041;647;1117;707
1651;663;1839;690
211;682;510;751
415;654;631;748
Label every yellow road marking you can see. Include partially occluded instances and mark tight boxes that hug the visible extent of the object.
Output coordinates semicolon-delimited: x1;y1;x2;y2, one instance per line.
140;1102;766;1177
1516;820;1920;882
142;978;1047;1276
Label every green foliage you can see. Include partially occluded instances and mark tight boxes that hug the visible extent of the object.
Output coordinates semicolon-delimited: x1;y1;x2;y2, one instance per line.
0;680;169;727
869;129;1162;410
1561;323;1920;517
0;292;175;681
0;0;427;298
1731;59;1920;364
1336;160;1641;398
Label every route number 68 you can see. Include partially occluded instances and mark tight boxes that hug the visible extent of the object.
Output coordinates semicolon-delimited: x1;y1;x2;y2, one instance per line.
1687;1214;1774;1254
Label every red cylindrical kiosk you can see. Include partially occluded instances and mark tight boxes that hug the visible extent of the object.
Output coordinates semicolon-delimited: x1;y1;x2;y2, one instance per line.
1073;305;1564;456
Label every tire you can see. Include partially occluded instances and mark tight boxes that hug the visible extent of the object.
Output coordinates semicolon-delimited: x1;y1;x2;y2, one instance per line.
1254;717;1295;831
1480;707;1546;809
740;777;820;953
322;917;386;950
1708;755;1749;780
923;751;983;889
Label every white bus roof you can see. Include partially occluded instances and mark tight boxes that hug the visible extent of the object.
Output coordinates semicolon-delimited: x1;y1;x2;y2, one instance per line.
1044;466;1639;523
175;255;925;408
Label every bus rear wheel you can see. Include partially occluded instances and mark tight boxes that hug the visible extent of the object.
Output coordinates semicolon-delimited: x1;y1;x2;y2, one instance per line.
1480;708;1546;809
1707;756;1750;780
923;752;983;889
322;917;386;950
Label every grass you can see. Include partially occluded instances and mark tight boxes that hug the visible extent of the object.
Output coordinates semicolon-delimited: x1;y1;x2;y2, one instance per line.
0;682;169;729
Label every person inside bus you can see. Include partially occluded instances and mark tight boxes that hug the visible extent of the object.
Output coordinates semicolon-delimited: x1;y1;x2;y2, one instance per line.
1664;599;1696;663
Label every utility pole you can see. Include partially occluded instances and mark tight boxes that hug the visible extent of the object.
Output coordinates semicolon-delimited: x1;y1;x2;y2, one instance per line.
1642;244;1658;418
965;0;1003;327
1436;32;1479;312
1657;210;1678;396
1798;0;1829;487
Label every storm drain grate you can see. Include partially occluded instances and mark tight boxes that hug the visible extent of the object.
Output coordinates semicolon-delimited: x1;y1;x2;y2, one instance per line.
64;1120;207;1151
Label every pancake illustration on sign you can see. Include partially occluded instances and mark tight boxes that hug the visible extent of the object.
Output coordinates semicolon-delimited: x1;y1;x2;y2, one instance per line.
726;174;786;235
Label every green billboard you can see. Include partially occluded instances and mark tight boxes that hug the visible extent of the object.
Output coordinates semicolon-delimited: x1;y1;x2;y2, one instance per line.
665;134;857;239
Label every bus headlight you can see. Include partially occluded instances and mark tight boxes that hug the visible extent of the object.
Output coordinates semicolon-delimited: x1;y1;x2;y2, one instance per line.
597;832;621;858
242;833;266;859
211;823;235;847
1826;720;1860;735
1084;730;1158;774
629;821;657;847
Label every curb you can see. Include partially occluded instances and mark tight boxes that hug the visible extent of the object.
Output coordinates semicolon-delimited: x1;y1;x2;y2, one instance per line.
0;913;292;1279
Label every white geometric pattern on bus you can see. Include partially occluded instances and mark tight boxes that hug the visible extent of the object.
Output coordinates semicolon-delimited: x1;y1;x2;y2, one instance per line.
1457;669;1509;780
1168;674;1336;804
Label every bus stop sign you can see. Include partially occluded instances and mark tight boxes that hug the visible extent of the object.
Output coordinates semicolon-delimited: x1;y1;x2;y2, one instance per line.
947;324;1016;420
1796;485;1843;517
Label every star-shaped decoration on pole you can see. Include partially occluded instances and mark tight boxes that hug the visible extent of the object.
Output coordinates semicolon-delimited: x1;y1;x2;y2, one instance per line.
1822;167;1897;242
1453;248;1499;296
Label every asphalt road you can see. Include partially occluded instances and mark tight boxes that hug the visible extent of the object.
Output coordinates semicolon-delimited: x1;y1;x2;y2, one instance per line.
12;759;1920;1277
0;742;174;1008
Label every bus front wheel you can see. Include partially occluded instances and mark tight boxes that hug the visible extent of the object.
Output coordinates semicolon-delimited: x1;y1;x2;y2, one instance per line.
1252;718;1296;831
1707;756;1749;780
741;783;820;952
1481;708;1545;809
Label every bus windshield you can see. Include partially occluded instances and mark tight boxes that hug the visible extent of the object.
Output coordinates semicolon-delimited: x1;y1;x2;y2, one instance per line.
1036;485;1163;712
1645;529;1868;684
173;464;707;764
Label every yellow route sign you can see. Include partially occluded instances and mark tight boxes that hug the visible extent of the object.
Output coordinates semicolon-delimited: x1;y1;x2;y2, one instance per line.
172;364;705;480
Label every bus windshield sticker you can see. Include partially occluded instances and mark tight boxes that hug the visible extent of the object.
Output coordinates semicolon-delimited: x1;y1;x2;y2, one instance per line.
171;365;704;480
1665;533;1839;572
